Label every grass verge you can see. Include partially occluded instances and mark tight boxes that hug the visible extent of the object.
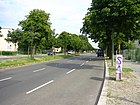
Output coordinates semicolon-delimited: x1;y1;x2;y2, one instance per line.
0;54;79;69
109;67;134;75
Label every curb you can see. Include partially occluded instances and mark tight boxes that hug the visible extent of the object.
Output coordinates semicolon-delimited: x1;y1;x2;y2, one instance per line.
97;60;109;105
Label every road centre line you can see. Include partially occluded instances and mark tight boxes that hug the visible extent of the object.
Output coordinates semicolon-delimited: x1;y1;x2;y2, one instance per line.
26;80;54;95
66;69;76;74
67;60;73;62
33;68;46;73
80;63;85;67
0;77;13;82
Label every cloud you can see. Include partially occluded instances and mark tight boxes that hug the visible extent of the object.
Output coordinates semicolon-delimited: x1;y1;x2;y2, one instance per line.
0;0;92;34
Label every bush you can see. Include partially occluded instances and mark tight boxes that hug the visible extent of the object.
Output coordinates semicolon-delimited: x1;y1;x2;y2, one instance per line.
0;51;17;56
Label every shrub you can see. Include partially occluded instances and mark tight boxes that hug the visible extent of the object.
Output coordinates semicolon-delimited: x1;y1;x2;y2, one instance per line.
1;51;17;56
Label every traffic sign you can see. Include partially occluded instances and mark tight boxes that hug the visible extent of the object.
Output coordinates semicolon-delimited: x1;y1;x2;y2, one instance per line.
116;54;123;80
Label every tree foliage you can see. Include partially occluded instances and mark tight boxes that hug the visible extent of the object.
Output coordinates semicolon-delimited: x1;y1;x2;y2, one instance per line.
0;26;2;37
79;35;93;51
58;31;93;54
19;9;52;58
81;0;140;56
6;29;23;49
57;31;71;55
5;9;93;56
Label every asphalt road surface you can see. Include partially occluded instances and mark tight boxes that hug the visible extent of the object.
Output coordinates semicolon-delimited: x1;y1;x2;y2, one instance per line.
0;54;105;105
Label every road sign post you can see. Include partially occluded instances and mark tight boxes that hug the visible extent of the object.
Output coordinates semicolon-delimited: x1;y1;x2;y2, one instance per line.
116;54;123;80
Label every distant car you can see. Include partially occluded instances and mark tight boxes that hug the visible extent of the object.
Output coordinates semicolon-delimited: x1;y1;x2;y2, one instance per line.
68;51;75;54
96;49;104;57
68;52;72;54
48;52;53;55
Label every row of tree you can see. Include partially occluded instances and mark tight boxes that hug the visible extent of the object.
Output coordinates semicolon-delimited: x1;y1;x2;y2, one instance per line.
0;26;2;37
5;9;93;58
81;0;140;59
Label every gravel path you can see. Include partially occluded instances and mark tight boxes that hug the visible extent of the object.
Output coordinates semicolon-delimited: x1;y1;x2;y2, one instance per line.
107;60;140;105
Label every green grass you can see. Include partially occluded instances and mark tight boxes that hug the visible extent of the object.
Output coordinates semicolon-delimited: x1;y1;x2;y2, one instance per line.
109;67;134;74
122;68;134;72
0;54;79;69
109;67;115;74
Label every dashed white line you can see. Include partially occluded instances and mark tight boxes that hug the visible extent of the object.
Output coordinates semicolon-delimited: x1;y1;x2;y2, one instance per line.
0;77;13;82
26;80;54;94
66;69;76;74
80;63;85;67
86;61;89;63
67;60;73;62
33;68;46;73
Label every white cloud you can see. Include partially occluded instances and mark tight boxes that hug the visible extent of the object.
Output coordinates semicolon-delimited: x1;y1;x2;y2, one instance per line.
0;0;92;34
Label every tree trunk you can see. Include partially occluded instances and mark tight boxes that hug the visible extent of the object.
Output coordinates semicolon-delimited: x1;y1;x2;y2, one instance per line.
30;46;33;58
64;47;66;55
106;29;112;59
107;41;112;59
28;47;30;58
14;43;17;52
117;43;121;54
116;32;121;54
30;44;36;59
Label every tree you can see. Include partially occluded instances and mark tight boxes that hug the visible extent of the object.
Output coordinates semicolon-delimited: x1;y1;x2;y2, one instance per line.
79;35;94;52
58;31;71;55
81;0;140;58
0;26;2;37
68;34;82;52
5;28;23;51
58;32;93;54
19;9;52;58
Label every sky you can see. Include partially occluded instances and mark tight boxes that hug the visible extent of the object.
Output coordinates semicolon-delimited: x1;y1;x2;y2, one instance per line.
0;0;99;48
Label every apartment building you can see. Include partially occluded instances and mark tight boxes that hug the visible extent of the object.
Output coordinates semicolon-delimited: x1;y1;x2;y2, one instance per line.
0;28;17;51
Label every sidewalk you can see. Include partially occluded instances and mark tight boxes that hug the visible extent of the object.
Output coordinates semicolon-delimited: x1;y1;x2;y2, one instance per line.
106;60;140;105
123;60;140;80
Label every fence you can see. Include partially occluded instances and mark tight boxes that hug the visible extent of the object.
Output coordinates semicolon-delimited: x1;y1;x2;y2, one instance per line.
122;48;140;61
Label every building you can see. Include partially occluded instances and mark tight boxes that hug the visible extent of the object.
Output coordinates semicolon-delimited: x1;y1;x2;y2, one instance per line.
0;28;17;51
54;47;62;53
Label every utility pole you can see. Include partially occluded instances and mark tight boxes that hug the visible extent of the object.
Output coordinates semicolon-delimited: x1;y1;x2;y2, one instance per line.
111;34;114;66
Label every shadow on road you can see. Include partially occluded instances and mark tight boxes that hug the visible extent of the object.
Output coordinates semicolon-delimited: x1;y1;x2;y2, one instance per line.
90;77;103;81
67;56;105;61
46;62;103;71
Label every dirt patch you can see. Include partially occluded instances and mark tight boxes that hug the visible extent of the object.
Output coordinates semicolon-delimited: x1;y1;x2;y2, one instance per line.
107;72;140;105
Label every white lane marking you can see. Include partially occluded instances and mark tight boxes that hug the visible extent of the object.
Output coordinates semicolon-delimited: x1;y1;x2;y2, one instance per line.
80;63;85;67
0;77;13;82
86;61;89;63
26;80;54;94
33;68;46;73
67;60;73;62
66;69;76;74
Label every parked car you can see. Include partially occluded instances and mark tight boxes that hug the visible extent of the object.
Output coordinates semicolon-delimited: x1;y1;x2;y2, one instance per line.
47;51;53;55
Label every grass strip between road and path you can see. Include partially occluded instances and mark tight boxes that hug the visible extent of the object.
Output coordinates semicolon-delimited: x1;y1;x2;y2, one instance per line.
109;67;134;75
106;59;134;75
0;54;79;69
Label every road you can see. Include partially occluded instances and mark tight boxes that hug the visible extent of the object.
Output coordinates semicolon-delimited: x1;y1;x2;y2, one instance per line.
0;54;105;105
